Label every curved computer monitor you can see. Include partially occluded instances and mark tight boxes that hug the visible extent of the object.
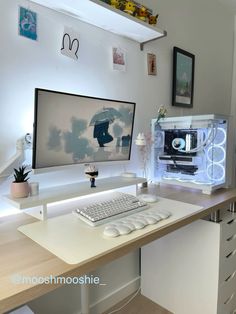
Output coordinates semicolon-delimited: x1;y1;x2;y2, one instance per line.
32;88;136;172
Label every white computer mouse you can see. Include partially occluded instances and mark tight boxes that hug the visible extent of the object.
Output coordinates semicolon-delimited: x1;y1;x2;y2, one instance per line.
103;227;120;237
138;194;158;203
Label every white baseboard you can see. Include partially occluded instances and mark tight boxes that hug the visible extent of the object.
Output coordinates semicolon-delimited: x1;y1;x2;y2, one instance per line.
89;276;140;314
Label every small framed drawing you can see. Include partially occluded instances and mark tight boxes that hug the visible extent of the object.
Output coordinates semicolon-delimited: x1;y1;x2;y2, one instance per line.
18;6;37;41
172;47;195;108
147;53;157;75
112;47;126;71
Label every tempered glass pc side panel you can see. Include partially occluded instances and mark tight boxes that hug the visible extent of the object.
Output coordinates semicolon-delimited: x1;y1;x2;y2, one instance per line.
151;115;228;193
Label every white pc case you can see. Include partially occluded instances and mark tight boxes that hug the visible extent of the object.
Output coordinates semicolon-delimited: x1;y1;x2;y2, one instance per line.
151;114;228;194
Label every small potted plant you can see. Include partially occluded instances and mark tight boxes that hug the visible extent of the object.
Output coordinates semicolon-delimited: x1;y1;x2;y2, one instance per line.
11;165;31;198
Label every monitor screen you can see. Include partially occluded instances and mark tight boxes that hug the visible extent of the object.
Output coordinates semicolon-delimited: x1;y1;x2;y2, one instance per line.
32;89;136;170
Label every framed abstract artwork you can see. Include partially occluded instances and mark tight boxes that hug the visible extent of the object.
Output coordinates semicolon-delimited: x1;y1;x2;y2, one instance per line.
172;47;195;108
18;6;37;41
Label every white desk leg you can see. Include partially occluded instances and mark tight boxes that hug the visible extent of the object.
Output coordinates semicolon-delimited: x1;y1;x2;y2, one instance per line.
24;204;48;220
81;284;90;314
41;204;48;220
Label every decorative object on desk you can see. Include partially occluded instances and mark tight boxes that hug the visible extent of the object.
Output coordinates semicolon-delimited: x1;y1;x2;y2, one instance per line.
123;1;136;15
148;14;159;25
135;132;153;182
136;5;148;21
110;0;120;9
156;105;167;125
61;27;80;61
154;105;167;152
11;165;31;198
85;164;99;188
135;133;146;146
112;47;126;71
172;47;195;108
18;6;37;41
29;182;39;196
147;53;157;76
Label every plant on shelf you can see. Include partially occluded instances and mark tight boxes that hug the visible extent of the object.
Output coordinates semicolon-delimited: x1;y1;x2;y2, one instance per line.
10;165;31;198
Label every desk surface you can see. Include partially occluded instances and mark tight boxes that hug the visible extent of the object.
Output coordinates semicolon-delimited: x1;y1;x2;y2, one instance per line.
1;184;236;313
18;197;203;264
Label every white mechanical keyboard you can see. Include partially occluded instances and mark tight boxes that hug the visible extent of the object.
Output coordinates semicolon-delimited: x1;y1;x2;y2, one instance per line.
73;192;149;227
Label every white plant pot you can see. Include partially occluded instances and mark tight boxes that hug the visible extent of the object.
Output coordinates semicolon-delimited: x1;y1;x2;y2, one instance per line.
10;182;29;198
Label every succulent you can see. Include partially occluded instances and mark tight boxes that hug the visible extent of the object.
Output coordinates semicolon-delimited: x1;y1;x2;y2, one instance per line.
13;166;31;183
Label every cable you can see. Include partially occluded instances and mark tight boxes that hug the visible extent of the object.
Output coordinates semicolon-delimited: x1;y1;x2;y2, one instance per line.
184;125;216;153
177;122;218;154
169;157;198;174
106;287;141;314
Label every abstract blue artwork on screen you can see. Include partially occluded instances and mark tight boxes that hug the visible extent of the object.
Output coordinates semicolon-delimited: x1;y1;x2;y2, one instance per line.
19;7;37;41
33;89;136;169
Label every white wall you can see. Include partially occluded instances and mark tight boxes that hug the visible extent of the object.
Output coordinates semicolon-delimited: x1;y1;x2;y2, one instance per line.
0;0;234;188
0;0;234;313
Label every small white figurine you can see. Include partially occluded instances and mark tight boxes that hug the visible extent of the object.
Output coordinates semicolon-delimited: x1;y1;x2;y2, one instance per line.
135;133;146;146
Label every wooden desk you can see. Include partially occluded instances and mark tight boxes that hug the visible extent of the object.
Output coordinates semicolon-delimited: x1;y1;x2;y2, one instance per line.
1;185;236;313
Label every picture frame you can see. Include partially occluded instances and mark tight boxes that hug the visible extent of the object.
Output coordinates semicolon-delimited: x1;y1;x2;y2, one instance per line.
172;47;195;108
18;6;37;41
147;53;157;75
112;47;126;72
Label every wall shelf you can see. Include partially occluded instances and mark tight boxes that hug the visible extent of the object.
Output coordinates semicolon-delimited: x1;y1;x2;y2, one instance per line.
31;0;167;50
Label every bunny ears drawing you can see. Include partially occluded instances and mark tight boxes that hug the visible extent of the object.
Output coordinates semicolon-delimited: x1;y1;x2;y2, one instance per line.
61;28;80;61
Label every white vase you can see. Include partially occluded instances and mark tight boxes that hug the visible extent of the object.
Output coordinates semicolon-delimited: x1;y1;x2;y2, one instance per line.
10;182;30;198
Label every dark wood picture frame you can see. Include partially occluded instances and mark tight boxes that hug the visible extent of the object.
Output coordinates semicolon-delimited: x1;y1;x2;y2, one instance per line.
172;47;195;108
